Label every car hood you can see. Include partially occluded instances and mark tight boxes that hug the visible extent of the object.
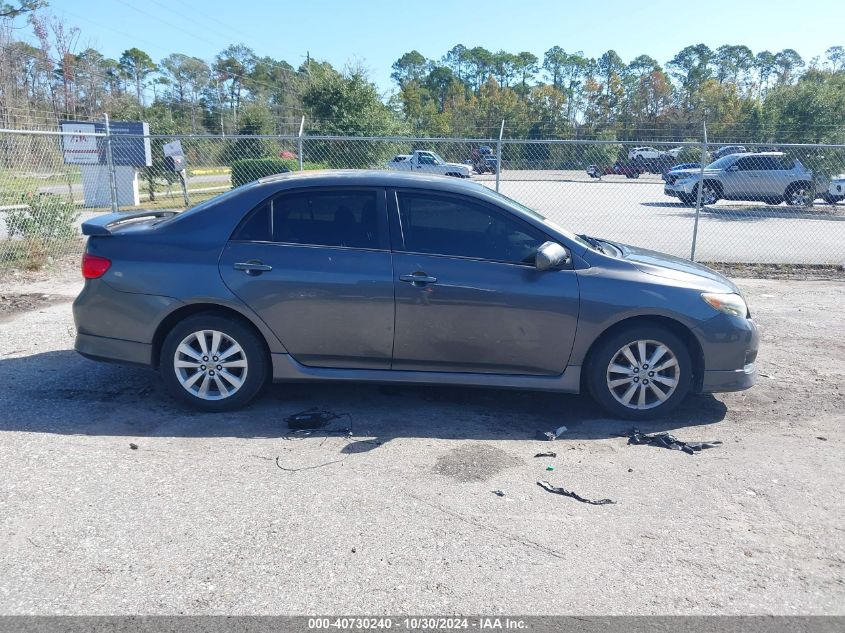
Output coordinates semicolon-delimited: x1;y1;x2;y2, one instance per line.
445;161;470;170
617;242;740;293
669;168;718;178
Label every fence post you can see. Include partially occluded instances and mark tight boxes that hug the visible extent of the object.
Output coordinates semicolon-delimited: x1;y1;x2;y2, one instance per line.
297;116;305;171
690;121;708;261
103;113;119;213
495;119;504;192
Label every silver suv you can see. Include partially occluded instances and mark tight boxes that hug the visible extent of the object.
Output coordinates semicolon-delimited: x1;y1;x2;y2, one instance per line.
664;152;814;206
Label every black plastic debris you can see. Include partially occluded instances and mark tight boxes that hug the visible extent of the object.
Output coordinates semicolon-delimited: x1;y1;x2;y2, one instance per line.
534;451;557;458
537;480;615;505
816;436;828;441
492;490;505;497
537;425;568;441
628;428;722;455
286;408;340;430
129;443;138;450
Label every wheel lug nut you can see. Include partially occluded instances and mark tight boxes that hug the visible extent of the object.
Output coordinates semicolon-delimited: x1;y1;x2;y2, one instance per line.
213;356;218;362
217;365;222;370
200;365;206;370
209;370;215;376
649;371;654;377
203;356;208;362
643;379;649;384
633;377;639;382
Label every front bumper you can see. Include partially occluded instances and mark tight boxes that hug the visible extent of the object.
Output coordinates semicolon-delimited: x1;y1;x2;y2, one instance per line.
693;314;760;394
664;180;697;196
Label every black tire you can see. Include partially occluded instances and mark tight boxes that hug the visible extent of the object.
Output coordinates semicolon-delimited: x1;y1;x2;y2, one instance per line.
444;172;461;178
587;325;693;420
159;312;269;412
822;194;844;205
677;193;695;206
693;181;721;205
785;182;813;207
763;196;783;205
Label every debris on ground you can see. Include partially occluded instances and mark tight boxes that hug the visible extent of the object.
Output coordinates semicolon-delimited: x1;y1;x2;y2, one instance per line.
129;443;138;450
274;457;343;472
492;490;505;497
534;451;557;458
536;480;616;505
537;425;568;441
816;436;827;441
286;408;341;430
545;465;555;471
627;428;722;455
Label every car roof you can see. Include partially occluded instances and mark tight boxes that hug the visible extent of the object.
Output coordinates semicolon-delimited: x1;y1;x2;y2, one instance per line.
256;169;485;192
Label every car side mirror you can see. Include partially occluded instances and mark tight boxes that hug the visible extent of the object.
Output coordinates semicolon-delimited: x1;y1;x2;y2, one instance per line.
535;241;570;271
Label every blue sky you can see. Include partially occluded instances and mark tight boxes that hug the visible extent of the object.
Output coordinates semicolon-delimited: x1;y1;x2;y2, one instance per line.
27;0;845;95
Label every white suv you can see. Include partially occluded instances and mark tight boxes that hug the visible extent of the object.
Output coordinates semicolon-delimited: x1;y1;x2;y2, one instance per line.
628;146;662;160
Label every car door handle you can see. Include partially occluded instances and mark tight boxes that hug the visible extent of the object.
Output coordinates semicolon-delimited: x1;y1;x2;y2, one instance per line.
234;260;273;275
400;273;437;285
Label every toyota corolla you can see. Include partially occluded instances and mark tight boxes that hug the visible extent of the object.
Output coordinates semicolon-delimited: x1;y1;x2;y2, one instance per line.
73;171;758;419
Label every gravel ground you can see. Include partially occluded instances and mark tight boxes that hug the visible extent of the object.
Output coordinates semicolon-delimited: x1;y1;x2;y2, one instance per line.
0;274;843;615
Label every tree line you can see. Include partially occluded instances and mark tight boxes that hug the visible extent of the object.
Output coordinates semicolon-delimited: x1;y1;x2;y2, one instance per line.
0;2;843;143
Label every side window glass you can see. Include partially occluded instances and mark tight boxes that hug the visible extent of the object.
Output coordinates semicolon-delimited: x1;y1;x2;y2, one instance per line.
418;154;435;165
734;158;753;171
272;190;380;249
396;193;545;264
232;200;271;241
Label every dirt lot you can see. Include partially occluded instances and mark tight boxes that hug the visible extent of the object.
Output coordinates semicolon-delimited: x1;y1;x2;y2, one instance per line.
0;271;843;615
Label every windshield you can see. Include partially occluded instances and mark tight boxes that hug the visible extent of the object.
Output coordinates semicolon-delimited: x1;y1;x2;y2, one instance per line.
430;152;446;164
484;189;592;250
706;155;739;170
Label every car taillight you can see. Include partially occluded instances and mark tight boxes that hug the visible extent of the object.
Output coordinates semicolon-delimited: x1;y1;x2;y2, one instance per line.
81;253;111;279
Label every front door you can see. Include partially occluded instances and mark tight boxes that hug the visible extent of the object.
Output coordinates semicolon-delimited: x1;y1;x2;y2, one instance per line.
389;190;580;375
219;187;394;369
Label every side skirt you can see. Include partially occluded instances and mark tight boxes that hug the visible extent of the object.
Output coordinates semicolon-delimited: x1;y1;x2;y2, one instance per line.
271;353;581;393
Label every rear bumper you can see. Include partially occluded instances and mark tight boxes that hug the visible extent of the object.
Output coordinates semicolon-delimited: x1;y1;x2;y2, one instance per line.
75;332;152;367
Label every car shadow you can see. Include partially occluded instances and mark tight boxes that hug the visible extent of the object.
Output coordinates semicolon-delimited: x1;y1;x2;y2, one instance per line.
0;350;728;446
643;201;845;221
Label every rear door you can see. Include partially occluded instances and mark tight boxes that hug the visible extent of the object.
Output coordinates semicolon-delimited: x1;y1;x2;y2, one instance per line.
219;187;394;369
389;190;580;375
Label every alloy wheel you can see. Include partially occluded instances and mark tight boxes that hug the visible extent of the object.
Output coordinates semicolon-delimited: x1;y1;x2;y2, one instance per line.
173;329;248;401
606;339;680;410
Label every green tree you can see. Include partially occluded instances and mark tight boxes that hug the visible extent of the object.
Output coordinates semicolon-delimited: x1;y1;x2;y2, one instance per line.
118;47;157;105
391;50;428;87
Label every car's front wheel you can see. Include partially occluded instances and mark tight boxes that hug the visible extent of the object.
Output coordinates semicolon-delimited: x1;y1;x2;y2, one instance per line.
587;325;692;420
160;313;269;411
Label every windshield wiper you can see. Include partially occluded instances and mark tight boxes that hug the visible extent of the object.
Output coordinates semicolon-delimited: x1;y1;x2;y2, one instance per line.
578;234;606;254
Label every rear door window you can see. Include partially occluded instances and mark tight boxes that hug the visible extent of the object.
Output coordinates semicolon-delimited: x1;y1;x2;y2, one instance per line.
232;189;386;249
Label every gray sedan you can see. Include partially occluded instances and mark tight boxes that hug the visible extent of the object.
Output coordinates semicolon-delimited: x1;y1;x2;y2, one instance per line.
74;171;759;420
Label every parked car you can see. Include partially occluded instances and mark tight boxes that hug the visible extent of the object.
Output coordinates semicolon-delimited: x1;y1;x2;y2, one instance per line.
709;145;747;160
387;150;472;178
628;146;662;160
663;152;814;206
587;162;643;179
471;146;498;174
823;174;845;204
662;163;701;182
665;147;683;158
74;171;758;420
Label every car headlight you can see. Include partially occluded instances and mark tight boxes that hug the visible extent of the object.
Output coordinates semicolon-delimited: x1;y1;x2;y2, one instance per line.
701;292;748;317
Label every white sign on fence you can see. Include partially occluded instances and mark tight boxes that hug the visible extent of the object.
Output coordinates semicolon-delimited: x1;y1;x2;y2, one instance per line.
60;122;99;164
163;140;184;158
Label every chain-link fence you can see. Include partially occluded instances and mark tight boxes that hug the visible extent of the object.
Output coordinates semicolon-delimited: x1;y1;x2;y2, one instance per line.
2;127;844;269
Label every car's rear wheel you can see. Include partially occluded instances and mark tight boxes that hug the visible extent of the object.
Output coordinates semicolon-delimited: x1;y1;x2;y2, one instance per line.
587;325;692;420
785;182;813;207
160;313;268;412
677;193;695;206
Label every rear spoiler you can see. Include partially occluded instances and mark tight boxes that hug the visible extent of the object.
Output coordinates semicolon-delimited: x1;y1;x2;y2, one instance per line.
81;210;178;236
